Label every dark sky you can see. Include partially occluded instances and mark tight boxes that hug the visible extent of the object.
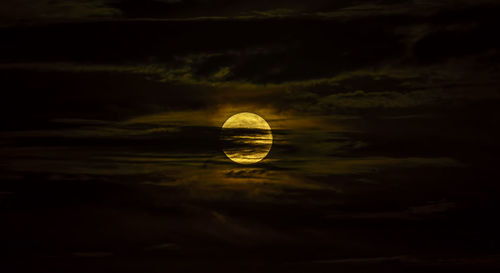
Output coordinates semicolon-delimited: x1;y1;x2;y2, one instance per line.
1;1;500;272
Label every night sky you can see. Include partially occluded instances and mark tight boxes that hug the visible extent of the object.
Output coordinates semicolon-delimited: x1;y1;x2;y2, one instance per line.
1;1;500;272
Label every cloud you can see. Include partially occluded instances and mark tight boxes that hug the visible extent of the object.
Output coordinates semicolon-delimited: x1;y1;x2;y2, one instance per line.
0;0;121;24
408;200;456;215
318;90;434;110
280;156;461;177
327;200;457;221
2;0;499;25
144;243;178;251
4;59;498;119
72;251;113;257
225;169;267;179
314;255;418;264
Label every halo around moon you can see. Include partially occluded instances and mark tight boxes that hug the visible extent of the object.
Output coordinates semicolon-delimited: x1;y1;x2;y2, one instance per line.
221;112;273;164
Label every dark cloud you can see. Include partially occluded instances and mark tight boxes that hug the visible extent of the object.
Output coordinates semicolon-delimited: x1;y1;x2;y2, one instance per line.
1;0;499;29
225;169;267;179
326;200;456;221
0;0;121;24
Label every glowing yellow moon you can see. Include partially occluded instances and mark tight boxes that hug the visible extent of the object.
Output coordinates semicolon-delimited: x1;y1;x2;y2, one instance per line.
221;112;273;164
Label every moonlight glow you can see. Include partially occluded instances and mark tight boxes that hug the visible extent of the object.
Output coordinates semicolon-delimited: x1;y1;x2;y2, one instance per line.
221;112;273;164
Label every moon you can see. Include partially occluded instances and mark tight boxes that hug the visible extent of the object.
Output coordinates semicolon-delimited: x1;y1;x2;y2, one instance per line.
221;112;273;164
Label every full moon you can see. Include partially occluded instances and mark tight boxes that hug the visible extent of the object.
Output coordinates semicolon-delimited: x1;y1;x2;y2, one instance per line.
221;112;273;164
